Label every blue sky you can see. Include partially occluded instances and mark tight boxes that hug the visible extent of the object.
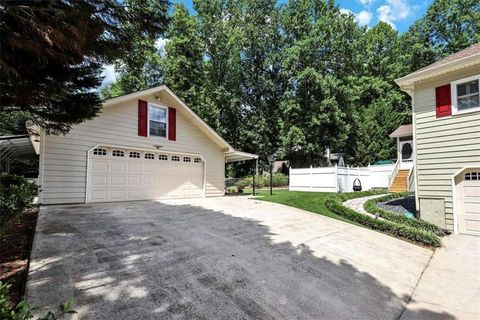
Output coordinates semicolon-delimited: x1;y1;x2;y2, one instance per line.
175;0;433;33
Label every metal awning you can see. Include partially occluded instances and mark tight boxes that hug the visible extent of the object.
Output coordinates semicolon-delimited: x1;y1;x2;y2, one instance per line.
0;135;38;172
225;150;259;163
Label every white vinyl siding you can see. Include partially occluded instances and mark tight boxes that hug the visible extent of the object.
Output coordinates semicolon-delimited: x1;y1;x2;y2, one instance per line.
40;90;225;204
413;66;480;230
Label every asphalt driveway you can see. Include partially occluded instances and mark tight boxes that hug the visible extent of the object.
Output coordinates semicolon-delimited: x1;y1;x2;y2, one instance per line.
27;196;457;319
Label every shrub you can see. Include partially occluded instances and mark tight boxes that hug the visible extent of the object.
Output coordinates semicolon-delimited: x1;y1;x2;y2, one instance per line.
234;179;250;193
325;193;442;247
0;281;76;320
226;186;238;194
235;173;288;189
0;174;38;228
363;193;450;236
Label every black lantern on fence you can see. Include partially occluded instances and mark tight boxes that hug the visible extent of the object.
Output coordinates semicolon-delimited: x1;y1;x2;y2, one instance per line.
353;178;362;192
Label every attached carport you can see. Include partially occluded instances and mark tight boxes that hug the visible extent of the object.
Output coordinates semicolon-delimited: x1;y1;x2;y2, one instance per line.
225;150;259;194
0;134;39;173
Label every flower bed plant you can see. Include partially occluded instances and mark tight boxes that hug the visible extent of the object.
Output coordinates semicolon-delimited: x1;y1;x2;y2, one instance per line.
325;192;442;247
363;193;450;236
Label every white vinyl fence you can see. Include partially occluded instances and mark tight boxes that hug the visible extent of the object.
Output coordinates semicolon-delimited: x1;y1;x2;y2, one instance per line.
289;164;395;193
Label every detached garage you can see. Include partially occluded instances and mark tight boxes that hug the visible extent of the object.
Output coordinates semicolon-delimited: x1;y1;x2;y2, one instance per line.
36;85;257;205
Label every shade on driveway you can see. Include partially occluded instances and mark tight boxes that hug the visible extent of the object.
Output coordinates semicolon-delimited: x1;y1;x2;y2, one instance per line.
27;196;453;319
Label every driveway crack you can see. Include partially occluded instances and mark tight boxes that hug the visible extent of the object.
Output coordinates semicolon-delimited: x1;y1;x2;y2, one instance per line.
396;248;437;320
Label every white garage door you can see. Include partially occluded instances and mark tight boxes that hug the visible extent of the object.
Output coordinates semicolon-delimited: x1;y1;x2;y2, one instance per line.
457;169;480;235
87;147;204;203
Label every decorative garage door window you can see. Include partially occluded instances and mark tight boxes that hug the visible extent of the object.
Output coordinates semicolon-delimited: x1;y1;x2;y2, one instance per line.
145;153;155;159
112;150;124;157
93;148;107;156
159;154;168;161
129;151;140;158
465;172;479;180
183;157;191;162
194;157;201;163
171;155;180;162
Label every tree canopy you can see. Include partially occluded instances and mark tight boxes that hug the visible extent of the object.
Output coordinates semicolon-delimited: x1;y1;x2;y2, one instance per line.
3;0;479;172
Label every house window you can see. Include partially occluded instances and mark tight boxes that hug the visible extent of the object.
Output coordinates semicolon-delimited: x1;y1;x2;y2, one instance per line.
112;150;124;157
171;155;180;162
93;148;106;156
149;105;167;138
129;151;140;158
452;75;480;114
194;157;201;163
183;157;191;162
145;153;155;159
159;154;168;161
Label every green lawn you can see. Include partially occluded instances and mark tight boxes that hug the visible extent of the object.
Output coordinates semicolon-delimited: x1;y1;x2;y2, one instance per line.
247;189;356;225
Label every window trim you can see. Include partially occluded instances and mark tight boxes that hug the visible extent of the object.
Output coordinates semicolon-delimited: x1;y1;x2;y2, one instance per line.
147;102;169;139
451;74;480;115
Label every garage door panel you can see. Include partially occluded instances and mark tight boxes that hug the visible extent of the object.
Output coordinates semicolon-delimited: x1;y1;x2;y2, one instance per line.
464;186;480;197
111;161;126;172
91;175;107;186
110;190;125;201
110;176;126;186
92;160;108;171
88;149;204;203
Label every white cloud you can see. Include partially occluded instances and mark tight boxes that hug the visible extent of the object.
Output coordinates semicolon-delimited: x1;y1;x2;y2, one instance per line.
100;64;117;87
356;10;373;26
154;37;168;57
376;0;411;29
358;0;375;5
340;8;372;26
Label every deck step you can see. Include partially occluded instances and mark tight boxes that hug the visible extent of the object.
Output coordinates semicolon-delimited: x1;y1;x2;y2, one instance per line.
389;169;410;193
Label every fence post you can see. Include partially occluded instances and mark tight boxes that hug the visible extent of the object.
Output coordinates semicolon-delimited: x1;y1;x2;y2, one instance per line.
310;165;313;189
335;163;338;192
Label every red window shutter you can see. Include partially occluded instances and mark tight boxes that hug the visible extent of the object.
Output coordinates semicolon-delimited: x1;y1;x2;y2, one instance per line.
435;84;452;117
138;100;148;137
168;107;176;141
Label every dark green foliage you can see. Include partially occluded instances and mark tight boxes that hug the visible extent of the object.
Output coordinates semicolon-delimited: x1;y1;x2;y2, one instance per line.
0;174;37;228
101;0;479;168
363;193;450;236
325;193;442;247
0;0;168;134
0;281;76;320
235;173;289;189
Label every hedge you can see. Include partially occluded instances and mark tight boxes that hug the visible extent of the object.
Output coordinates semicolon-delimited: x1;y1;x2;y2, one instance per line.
325;192;442;247
363;193;450;236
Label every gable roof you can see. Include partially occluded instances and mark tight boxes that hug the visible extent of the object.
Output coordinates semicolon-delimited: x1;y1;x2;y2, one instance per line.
389;124;412;138
103;85;235;152
395;42;480;93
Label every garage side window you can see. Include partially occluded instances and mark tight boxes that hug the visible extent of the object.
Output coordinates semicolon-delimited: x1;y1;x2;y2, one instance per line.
145;153;155;159
149;105;167;138
129;151;140;158
183;157;191;162
194;157;201;163
112;150;124;157
159;154;168;161
171;155;180;162
93;148;106;156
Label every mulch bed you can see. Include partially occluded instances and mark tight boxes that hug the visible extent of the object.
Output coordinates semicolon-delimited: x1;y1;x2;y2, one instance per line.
0;209;38;304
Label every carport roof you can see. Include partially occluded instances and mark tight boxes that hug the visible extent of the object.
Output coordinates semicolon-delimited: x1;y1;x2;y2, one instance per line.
0;135;38;164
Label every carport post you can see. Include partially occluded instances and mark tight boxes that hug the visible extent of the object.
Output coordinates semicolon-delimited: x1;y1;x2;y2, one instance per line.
252;158;256;196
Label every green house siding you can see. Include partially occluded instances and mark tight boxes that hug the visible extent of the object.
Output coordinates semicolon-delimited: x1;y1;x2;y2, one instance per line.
413;66;480;231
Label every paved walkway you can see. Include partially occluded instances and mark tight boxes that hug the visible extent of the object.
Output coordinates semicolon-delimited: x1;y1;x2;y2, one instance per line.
342;194;386;219
400;234;480;320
